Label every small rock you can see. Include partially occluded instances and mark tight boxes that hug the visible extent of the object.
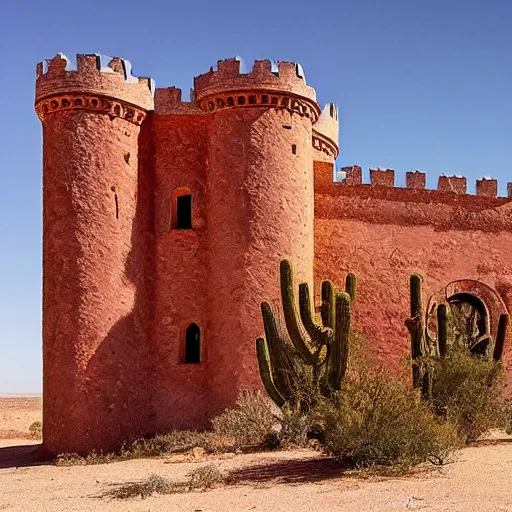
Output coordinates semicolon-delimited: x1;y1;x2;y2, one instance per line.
191;447;206;459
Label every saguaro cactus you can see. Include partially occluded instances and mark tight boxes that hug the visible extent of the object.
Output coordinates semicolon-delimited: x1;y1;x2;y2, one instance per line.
493;313;509;361
406;272;509;400
406;273;427;389
437;304;448;357
256;259;355;409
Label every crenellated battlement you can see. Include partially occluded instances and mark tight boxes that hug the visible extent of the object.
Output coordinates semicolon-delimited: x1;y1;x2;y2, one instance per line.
335;166;510;198
35;53;155;123
193;57;321;121
154;86;204;115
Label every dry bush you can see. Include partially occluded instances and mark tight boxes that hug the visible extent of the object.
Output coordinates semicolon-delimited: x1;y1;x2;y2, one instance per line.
502;399;512;435
277;406;314;447
28;421;42;437
107;473;172;500
104;464;224;500
186;464;224;490
126;430;221;458
211;389;277;448
56;430;223;466
56;450;119;466
429;348;505;443
322;369;460;468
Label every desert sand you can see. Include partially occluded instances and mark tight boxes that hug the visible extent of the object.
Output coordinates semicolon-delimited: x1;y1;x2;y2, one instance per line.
1;397;512;511
0;396;41;440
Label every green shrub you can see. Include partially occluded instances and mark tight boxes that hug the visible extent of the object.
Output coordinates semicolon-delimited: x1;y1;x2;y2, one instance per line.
211;389;277;448
429;348;505;443
322;369;460;467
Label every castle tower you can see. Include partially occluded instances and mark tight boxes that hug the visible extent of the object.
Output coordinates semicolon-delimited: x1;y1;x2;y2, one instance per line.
193;59;322;413
35;54;154;454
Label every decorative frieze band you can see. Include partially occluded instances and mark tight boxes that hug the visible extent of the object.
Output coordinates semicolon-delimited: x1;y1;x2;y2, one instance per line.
312;131;339;159
197;90;320;122
35;94;147;126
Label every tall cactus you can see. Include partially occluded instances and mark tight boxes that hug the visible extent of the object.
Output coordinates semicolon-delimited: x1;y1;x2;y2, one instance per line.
345;273;357;302
406;273;425;389
493;313;509;361
437;304;448;357
406;272;509;401
256;259;355;409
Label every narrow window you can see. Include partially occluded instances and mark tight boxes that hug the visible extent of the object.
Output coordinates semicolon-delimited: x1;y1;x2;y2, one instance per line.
111;186;119;219
176;195;192;229
292;144;297;155
171;188;193;230
184;323;201;363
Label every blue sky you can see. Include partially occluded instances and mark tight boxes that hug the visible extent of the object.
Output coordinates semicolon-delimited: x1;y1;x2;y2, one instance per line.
1;0;511;392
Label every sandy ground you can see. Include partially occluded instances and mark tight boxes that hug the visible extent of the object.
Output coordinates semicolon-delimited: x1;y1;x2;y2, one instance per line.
1;398;512;511
0;396;41;439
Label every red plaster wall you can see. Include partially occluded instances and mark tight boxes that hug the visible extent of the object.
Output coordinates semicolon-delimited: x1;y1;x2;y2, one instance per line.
42;111;153;454
314;185;512;391
151;114;211;431
206;108;315;415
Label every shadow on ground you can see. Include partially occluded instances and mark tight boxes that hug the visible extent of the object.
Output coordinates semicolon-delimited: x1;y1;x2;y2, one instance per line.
226;456;347;485
0;443;49;469
471;438;512;447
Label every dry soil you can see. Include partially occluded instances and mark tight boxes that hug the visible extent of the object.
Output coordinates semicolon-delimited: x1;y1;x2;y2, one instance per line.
1;397;512;512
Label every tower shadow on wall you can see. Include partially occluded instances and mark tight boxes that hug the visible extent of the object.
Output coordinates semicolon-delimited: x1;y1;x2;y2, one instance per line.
82;118;156;453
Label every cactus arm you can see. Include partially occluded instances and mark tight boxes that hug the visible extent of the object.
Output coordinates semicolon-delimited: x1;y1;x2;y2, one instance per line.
410;273;422;319
493;313;509;361
280;259;316;364
325;292;351;393
437;304;448;357
298;283;332;350
321;280;335;329
261;302;297;402
256;337;286;407
345;273;357;302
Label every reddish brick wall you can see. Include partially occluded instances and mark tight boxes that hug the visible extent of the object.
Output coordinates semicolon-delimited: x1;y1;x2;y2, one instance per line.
314;182;512;391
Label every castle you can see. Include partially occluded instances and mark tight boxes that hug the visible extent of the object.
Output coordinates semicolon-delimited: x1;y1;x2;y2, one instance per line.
35;53;512;455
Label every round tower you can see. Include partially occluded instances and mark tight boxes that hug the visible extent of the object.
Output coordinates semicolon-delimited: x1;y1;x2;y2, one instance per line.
35;53;154;454
193;58;321;413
